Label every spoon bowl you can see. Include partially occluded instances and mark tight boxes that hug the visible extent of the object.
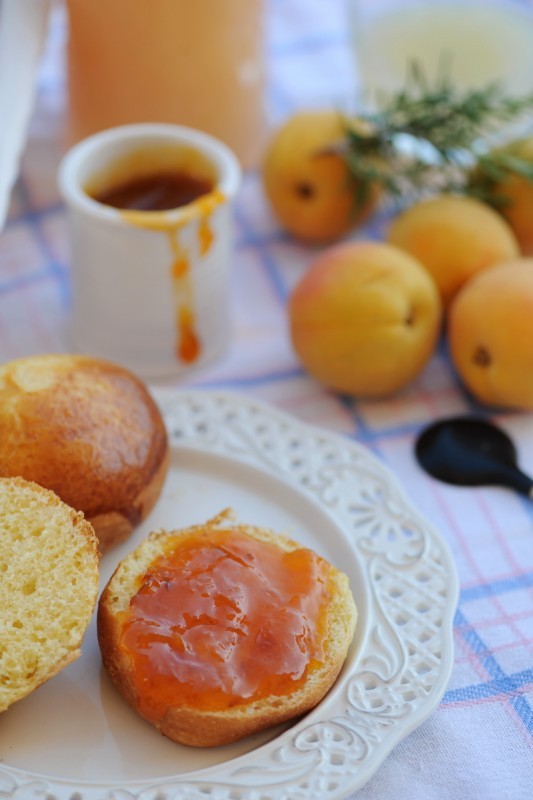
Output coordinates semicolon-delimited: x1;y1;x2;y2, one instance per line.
415;416;533;497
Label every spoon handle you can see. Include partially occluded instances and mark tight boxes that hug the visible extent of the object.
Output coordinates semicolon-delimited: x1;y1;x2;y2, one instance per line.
502;465;533;498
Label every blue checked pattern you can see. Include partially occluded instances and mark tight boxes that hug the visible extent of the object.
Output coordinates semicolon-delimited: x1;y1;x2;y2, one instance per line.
0;1;532;797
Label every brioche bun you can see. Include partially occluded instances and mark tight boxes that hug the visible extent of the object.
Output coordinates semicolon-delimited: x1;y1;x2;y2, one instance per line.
98;512;357;747
0;477;99;713
0;354;169;551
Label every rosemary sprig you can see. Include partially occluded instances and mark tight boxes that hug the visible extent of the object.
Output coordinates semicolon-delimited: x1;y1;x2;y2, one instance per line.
341;62;533;206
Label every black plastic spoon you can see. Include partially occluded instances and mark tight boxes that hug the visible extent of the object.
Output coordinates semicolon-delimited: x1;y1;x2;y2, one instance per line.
415;416;533;498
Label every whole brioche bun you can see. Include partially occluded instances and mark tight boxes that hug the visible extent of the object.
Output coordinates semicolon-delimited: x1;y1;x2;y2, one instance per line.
0;354;169;552
98;513;357;747
0;477;99;713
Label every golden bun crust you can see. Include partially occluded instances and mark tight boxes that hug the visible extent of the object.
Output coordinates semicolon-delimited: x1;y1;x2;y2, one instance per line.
98;513;357;747
0;476;99;713
0;354;169;551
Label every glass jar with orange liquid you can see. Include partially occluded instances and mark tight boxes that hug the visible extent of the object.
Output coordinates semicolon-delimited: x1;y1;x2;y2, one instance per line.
65;0;266;168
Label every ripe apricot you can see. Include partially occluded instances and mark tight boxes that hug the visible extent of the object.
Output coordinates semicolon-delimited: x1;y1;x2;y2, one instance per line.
289;240;442;398
387;194;519;307
262;110;380;243
474;137;533;256
448;258;533;409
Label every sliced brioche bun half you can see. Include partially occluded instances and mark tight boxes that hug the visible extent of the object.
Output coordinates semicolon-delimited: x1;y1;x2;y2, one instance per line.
0;477;100;713
0;354;169;552
98;512;357;747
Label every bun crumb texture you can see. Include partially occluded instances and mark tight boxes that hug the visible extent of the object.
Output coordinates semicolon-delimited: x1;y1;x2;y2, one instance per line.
0;477;99;713
98;511;357;747
0;354;169;552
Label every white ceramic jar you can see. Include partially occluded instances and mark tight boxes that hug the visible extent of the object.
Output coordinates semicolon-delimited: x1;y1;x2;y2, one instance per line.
58;123;241;381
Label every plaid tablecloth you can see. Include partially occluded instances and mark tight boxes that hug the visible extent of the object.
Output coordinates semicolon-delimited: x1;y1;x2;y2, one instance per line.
1;1;532;798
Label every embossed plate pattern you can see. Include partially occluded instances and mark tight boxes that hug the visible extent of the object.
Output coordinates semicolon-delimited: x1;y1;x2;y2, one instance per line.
2;391;458;799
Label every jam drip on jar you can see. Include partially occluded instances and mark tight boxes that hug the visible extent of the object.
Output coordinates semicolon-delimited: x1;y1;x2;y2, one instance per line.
118;527;332;718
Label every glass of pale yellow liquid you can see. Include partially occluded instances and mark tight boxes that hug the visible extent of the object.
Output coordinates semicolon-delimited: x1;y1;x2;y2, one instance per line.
348;0;533;108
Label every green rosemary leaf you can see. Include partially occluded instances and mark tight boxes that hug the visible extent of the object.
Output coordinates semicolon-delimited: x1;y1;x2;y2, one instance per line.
486;152;533;181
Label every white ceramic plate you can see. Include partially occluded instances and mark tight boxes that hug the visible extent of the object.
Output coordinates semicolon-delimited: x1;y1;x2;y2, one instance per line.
2;391;458;800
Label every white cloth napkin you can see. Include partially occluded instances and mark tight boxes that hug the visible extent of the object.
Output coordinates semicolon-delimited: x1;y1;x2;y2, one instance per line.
0;0;50;230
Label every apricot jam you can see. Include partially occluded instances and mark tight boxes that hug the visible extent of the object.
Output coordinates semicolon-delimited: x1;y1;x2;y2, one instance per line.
118;527;332;719
91;170;214;211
